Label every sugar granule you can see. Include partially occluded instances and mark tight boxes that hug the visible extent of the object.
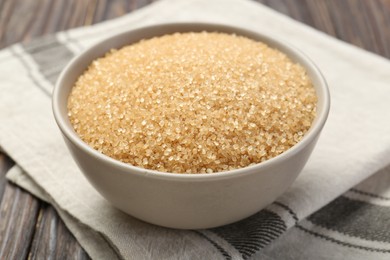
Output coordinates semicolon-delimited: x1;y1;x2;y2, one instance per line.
68;32;317;174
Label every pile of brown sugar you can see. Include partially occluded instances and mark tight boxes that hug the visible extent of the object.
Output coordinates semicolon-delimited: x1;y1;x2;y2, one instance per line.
68;32;317;174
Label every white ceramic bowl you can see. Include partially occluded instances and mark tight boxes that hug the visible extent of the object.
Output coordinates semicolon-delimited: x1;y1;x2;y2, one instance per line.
53;23;330;229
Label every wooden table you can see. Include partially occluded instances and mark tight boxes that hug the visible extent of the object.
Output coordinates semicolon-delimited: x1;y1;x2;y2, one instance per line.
1;0;389;258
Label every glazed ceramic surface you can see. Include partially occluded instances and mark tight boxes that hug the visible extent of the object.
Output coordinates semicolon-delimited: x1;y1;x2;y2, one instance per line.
53;23;330;229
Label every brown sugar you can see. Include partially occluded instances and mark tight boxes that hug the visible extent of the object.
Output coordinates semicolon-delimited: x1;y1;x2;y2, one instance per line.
68;32;317;173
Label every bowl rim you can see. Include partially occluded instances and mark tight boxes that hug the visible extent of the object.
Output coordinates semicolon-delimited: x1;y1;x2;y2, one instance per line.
52;22;330;181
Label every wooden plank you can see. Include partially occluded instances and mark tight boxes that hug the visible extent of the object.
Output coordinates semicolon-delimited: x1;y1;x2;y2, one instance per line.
0;154;14;202
28;204;90;260
256;0;390;58
0;154;89;259
0;0;157;49
0;183;40;259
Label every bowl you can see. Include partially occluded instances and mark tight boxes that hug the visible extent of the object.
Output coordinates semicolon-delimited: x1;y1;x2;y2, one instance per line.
53;23;330;229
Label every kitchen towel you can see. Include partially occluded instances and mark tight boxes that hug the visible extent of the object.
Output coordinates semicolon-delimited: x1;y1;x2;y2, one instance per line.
1;0;390;259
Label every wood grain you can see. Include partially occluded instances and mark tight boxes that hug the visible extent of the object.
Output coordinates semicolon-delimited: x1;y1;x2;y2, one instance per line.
0;154;13;202
0;0;156;49
28;205;90;260
256;0;390;58
0;182;40;259
0;0;389;259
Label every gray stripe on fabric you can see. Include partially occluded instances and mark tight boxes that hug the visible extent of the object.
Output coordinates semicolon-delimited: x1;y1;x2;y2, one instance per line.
308;196;390;243
63;31;85;52
193;231;232;260
22;36;75;84
273;201;299;223
10;47;51;97
296;224;390;253
210;210;286;260
350;188;390;201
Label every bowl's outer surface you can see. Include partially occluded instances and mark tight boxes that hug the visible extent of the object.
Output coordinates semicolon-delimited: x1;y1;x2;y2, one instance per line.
53;23;330;229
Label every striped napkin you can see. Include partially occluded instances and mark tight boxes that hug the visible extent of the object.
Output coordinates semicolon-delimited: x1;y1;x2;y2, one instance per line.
1;0;390;259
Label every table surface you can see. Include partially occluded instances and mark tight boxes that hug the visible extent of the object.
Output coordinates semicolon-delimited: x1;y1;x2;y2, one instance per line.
1;0;390;258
